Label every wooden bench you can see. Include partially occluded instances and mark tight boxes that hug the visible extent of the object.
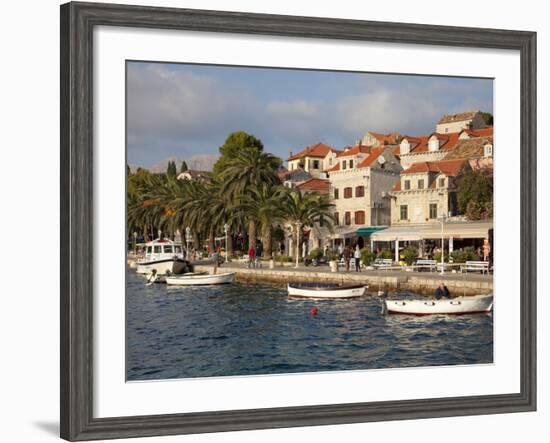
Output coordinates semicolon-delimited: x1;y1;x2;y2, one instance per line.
461;260;490;274
373;258;393;269
414;259;437;272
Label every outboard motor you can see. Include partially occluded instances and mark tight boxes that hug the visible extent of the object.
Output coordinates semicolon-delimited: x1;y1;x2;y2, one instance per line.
172;259;193;275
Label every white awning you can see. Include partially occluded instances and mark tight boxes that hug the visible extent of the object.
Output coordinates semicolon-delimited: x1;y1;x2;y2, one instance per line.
370;226;422;242
328;226;357;239
371;221;493;242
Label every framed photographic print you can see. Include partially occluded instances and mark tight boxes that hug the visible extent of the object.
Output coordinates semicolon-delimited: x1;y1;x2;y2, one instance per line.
60;1;536;441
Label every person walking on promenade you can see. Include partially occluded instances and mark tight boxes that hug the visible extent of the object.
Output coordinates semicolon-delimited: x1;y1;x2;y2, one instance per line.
435;282;451;300
354;245;361;272
248;244;255;269
338;243;344;259
255;242;263;268
343;246;351;272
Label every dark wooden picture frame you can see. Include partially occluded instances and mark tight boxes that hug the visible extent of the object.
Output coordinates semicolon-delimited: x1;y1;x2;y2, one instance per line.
60;1;537;440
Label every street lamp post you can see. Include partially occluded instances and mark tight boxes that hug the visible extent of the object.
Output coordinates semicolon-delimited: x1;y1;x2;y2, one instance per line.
295;222;302;268
438;215;448;275
133;231;137;255
185;227;191;259
223;223;229;263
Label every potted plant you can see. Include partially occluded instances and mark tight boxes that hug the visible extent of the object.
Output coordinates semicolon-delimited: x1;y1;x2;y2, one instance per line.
325;248;339;272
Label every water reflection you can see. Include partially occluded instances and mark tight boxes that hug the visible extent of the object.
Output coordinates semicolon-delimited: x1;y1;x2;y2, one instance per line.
127;270;493;380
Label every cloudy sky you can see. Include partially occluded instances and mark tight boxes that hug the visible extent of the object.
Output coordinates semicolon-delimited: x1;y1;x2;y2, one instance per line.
127;61;493;167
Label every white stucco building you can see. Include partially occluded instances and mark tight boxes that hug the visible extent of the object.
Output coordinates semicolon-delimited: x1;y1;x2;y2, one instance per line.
435;110;487;134
287;142;340;178
326;145;402;245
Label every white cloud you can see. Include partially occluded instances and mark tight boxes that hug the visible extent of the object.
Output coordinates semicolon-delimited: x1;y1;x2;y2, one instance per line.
127;64;493;164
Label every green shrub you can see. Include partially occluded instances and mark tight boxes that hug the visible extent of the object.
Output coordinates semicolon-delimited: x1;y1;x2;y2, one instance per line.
360;248;375;266
308;248;323;260
433;250;448;262
450;246;478;263
274;255;293;263
325;248;339;261
377;249;393;259
401;245;419;265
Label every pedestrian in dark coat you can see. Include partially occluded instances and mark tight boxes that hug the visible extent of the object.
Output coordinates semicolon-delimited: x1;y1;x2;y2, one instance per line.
343;246;351;272
255;243;263;268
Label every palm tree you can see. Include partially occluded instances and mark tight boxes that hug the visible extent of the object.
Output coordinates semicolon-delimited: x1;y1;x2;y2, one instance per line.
174;179;211;252
127;171;167;241
207;177;253;258
220;147;281;249
280;189;335;267
242;183;286;258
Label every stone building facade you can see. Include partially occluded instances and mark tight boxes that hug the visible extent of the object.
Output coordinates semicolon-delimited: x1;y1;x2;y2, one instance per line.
435;110;487;134
327;145;402;228
389;159;470;225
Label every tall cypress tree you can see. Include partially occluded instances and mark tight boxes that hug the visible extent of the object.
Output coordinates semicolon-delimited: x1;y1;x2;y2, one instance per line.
167;160;177;178
180;160;188;173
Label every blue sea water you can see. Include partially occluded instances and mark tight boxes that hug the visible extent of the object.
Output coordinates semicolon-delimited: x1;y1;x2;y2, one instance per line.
126;270;493;381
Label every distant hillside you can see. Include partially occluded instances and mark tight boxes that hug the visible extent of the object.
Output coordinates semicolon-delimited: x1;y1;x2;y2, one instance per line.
130;154;219;173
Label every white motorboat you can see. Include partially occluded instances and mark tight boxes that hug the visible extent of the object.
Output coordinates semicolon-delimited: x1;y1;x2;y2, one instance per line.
135;238;191;275
383;294;493;315
165;272;235;286
287;283;367;299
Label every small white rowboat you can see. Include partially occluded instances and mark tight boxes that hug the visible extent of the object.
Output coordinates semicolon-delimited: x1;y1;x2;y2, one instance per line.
384;294;493;315
287;283;367;299
165;272;235;286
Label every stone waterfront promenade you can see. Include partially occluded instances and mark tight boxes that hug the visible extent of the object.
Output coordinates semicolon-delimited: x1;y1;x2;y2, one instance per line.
194;262;492;296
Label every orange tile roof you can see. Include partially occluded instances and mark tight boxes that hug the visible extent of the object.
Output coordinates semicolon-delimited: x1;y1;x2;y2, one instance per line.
407;132;460;154
336;144;372;158
462;127;494;138
401;159;467;176
358;147;386;168
438;111;479;124
288;143;337;160
402;135;424;144
326;163;340;172
369;131;402;145
297;178;330;192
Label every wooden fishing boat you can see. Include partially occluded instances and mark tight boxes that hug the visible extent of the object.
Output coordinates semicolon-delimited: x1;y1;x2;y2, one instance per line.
287;283;367;299
383;294;493;315
165;272;235;286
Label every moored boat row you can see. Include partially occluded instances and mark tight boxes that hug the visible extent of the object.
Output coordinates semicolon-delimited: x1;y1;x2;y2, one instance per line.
286;283;492;315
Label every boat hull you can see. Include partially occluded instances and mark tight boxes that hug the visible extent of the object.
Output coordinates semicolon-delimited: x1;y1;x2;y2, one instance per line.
384;294;493;315
287;284;367;299
165;272;235;286
136;258;190;275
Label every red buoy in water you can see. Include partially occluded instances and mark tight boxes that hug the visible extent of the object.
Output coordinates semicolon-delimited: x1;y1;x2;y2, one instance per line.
310;307;318;316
